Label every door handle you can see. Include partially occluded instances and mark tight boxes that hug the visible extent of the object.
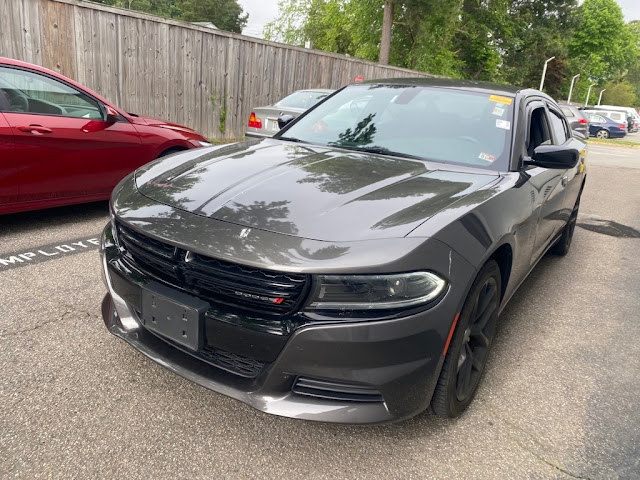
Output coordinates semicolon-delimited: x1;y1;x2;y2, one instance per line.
561;176;568;187
17;124;53;135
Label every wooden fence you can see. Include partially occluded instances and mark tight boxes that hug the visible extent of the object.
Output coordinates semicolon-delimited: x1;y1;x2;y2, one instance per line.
0;0;433;139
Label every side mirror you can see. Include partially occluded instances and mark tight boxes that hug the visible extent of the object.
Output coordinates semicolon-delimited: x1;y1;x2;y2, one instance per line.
524;144;580;169
277;114;295;129
105;105;120;123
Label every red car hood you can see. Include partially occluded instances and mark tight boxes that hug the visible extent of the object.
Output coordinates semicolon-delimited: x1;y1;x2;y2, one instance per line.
128;114;199;135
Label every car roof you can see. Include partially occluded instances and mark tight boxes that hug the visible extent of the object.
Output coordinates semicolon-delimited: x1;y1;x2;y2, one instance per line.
359;77;526;98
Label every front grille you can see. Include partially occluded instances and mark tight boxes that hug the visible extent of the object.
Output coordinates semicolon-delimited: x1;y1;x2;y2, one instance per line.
116;222;309;315
292;377;384;403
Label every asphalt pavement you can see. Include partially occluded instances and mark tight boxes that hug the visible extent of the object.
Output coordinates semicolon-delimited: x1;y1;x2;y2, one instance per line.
1;143;639;479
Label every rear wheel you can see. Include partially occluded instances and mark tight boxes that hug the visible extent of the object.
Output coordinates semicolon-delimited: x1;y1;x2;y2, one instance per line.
431;260;501;417
595;129;609;139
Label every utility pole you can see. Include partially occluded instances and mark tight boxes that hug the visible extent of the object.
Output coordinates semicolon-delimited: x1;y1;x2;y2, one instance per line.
379;1;393;65
539;56;555;91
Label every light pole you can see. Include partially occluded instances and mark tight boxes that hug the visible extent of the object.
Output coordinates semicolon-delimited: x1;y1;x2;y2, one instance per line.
597;89;606;106
567;74;580;104
584;83;596;106
539;56;555;91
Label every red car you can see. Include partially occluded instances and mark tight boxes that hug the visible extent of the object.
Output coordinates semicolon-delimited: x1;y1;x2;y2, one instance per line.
0;57;210;215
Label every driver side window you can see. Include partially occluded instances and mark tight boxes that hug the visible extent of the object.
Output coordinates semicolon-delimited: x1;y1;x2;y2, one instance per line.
0;66;102;119
527;106;551;157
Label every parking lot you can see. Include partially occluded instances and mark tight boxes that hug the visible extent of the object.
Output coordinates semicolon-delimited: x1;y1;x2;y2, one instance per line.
1;142;639;479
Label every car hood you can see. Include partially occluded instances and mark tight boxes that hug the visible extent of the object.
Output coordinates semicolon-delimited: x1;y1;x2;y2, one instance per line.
135;139;498;242
128;114;199;135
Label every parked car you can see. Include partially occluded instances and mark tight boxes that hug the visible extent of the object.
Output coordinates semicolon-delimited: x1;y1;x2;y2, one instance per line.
0;57;210;215
246;89;334;138
585;107;635;133
101;78;586;424
595;105;639;132
584;111;627;138
559;104;589;138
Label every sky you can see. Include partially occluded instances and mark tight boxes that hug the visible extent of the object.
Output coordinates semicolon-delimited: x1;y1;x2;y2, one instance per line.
237;0;640;39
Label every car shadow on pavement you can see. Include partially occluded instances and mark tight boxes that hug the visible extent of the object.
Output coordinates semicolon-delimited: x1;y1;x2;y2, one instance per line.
0;201;109;237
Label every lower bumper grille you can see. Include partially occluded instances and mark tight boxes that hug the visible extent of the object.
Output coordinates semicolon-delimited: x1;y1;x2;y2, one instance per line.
292;377;384;403
199;345;265;378
143;325;265;378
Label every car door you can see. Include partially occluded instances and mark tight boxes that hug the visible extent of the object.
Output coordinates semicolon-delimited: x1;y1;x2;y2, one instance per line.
587;114;606;136
523;101;568;263
0;65;142;205
0;110;18;207
547;103;583;216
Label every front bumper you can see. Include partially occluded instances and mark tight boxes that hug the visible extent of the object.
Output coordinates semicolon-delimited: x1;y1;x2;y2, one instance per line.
99;222;472;424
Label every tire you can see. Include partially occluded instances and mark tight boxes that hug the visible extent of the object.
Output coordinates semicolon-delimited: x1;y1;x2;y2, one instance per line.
549;192;581;256
595;129;609;139
431;260;501;418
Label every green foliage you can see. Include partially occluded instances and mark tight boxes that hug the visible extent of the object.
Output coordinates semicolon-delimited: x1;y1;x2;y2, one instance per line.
601;80;637;107
626;21;640;106
180;0;248;33
210;90;228;134
92;0;247;33
569;0;636;81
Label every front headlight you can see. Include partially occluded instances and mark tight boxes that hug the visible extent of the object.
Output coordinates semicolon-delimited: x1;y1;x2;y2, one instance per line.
305;272;446;312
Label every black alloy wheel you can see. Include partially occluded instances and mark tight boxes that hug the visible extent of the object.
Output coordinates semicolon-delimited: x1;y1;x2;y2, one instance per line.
431;259;501;418
550;193;581;256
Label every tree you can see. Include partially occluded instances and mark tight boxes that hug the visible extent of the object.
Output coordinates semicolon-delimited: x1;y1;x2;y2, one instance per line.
602;80;638;107
92;0;181;18
92;0;248;34
569;0;636;82
180;0;248;33
500;1;578;98
625;21;640;106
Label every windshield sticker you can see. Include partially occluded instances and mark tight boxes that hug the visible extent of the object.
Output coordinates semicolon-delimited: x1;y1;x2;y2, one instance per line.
489;95;513;105
492;106;505;116
496;119;511;130
479;152;496;163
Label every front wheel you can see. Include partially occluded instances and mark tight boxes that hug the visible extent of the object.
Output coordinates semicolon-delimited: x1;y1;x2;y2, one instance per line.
431;260;501;418
550;193;581;256
595;129;609;139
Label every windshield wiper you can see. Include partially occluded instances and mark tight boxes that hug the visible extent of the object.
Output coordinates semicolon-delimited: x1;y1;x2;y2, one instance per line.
278;136;305;143
331;144;425;160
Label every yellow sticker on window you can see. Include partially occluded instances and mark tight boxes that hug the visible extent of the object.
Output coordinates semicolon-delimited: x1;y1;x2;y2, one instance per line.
489;95;513;105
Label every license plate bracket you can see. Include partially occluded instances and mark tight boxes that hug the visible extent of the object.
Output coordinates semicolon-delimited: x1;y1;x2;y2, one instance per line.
140;284;209;351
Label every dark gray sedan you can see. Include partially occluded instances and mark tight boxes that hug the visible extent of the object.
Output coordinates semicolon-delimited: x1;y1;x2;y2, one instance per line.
100;79;586;424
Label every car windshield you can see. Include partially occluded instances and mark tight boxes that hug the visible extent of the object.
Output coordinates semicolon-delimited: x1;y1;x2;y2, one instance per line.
274;90;331;109
278;84;514;170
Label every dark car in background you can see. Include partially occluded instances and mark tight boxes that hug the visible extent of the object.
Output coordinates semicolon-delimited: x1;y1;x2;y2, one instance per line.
0;57;210;215
246;89;334;138
584;111;627;139
101;78;586;424
559;104;589;138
